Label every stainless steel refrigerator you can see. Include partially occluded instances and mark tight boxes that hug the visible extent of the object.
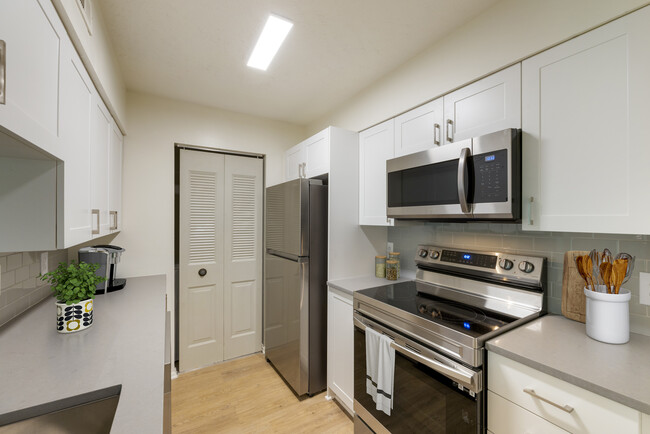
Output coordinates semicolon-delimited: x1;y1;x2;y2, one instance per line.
264;178;327;396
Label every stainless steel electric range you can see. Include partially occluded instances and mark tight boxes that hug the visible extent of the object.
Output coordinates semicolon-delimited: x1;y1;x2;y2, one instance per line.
353;245;547;434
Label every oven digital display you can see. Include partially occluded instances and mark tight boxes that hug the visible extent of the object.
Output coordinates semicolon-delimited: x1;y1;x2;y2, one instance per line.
440;250;497;268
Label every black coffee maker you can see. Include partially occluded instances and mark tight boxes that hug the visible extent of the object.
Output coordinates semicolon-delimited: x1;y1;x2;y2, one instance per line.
78;245;126;294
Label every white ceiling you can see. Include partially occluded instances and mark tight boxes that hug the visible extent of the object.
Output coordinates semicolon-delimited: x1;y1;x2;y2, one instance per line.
99;0;500;125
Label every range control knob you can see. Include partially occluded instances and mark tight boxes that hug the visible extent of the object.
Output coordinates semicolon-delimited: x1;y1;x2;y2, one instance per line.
518;261;535;273
418;248;428;258
429;250;440;260
498;258;514;270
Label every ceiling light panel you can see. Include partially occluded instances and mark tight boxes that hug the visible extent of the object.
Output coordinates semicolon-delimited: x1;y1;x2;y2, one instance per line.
247;14;293;71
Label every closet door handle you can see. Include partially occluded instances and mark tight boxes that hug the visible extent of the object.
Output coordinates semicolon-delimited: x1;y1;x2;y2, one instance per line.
92;209;100;235
446;119;454;143
0;40;6;105
198;268;207;277
434;123;440;145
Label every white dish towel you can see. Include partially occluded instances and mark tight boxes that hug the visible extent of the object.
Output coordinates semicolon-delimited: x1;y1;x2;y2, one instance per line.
365;327;395;416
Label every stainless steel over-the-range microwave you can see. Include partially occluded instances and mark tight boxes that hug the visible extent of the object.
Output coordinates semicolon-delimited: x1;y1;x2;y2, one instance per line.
386;128;521;221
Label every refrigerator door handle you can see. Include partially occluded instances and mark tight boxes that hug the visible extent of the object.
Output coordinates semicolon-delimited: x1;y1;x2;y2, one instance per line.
266;249;306;262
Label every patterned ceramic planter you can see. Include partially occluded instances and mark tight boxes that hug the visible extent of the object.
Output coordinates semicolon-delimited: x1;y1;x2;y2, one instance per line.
56;299;94;333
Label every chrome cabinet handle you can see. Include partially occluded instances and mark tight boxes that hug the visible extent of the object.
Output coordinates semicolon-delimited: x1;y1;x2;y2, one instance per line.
528;196;534;225
0;40;6;105
433;123;440;145
92;209;100;235
109;211;118;230
302;162;306;178
446;119;454;143
457;148;471;214
523;388;574;413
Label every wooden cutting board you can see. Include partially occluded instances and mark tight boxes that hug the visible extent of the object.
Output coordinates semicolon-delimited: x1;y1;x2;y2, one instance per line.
561;250;589;323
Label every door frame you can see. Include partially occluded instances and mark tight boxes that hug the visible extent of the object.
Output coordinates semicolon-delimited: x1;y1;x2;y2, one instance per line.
174;143;266;370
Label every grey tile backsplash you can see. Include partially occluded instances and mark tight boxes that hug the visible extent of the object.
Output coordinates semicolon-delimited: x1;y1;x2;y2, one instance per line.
0;249;68;327
388;222;650;335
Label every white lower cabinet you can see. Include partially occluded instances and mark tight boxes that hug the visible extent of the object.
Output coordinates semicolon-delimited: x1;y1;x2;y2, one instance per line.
488;352;641;434
522;6;650;234
327;287;354;414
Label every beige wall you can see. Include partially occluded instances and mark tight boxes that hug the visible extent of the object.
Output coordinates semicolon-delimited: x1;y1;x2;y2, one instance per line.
114;91;305;305
52;0;128;131
308;0;648;134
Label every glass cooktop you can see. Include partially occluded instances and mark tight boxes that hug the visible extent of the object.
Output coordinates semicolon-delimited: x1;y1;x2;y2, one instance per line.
356;281;515;338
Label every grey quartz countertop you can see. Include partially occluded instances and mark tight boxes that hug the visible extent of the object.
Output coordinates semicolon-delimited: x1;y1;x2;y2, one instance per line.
486;314;650;414
0;274;167;433
327;272;415;295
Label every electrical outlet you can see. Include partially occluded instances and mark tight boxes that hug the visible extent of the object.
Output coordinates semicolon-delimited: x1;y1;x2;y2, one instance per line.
40;252;48;275
640;272;650;305
387;242;394;254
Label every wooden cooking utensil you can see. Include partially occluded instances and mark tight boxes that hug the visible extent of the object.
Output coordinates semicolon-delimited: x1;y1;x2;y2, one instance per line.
599;262;612;294
613;259;628;294
584;255;594;290
575;256;589;288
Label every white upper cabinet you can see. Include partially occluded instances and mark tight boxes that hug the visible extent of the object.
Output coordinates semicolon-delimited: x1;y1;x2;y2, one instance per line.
522;6;650;234
394;97;443;157
444;64;521;144
109;121;123;232
285;142;306;181
90;95;111;238
0;0;66;159
303;128;330;178
359;119;394;226
284;128;331;181
60;38;93;247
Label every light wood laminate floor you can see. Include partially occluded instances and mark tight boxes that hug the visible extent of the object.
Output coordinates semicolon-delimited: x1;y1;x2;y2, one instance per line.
172;353;353;433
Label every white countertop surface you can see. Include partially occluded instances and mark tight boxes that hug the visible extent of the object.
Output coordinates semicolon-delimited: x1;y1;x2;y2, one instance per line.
0;274;167;433
327;272;415;295
486;314;650;414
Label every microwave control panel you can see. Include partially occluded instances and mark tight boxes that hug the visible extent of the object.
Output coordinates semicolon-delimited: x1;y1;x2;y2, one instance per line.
471;149;508;203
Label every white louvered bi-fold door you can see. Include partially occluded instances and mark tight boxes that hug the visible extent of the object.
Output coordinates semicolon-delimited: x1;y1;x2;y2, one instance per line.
180;150;225;372
180;150;263;372
223;155;263;359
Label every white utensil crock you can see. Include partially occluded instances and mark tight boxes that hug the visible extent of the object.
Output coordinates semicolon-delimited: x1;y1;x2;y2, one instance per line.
584;286;630;344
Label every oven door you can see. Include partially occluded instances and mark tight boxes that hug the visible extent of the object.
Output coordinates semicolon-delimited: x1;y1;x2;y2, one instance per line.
353;313;484;434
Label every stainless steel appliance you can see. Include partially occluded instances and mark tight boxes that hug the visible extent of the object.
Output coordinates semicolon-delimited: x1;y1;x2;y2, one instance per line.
386;128;521;221
353;245;546;433
264;178;328;396
78;245;126;294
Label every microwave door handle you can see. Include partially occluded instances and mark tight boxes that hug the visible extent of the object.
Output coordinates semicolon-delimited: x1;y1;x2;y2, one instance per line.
457;147;471;214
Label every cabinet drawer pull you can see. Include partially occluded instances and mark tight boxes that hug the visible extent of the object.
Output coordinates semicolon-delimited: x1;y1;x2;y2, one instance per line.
92;209;100;235
446;119;454;143
523;388;574;413
434;123;440;145
0;40;6;105
110;211;118;230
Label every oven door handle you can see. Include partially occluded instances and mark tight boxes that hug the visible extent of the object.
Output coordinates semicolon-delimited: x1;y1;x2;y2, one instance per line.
389;341;478;391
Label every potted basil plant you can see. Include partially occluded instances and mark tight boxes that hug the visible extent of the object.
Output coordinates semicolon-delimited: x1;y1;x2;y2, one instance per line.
40;262;105;334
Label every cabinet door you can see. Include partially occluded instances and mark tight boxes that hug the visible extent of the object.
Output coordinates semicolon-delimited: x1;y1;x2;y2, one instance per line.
522;7;650;233
90;94;111;237
108;122;123;232
60;39;93;247
327;288;353;413
304;128;330;178
394;98;443;157
359;119;394;226
0;0;66;159
285;143;305;181
443;64;521;144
